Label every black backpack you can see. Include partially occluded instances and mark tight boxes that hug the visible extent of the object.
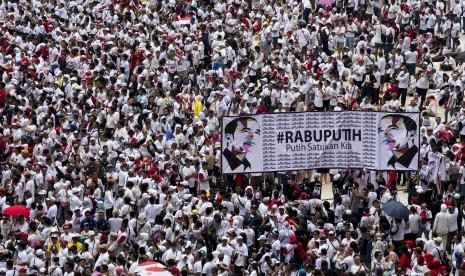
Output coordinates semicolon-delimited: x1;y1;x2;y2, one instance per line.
385;30;394;44
263;95;272;109
319;27;329;42
449;163;460;181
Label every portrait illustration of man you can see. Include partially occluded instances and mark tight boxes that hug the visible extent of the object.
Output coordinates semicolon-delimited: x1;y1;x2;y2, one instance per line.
223;117;261;172
378;114;419;169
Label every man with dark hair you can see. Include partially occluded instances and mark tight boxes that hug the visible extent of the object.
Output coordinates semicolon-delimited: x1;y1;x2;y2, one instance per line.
378;114;419;169
223;117;261;172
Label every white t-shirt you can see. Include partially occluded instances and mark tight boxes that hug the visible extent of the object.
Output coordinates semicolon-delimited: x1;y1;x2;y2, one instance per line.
452;242;464;268
193;261;203;274
460;166;465;185
234;243;249;266
198;168;210;191
182;166;197;188
351;264;366;274
372;24;384;44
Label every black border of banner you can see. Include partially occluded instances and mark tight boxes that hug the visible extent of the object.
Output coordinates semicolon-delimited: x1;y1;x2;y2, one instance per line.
220;111;421;175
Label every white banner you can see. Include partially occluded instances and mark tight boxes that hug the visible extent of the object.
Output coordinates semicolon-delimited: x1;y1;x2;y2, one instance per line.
221;112;420;174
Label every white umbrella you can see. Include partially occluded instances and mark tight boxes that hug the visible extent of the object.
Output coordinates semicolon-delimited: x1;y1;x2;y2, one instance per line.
137;271;172;276
134;261;172;275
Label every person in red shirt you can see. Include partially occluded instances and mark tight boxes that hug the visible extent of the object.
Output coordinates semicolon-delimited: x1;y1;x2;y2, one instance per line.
262;63;278;80
398;245;412;269
129;49;138;72
253;17;263;34
255;99;269;114
36;44;49;59
42;16;51;33
20;54;29;71
276;68;289;83
385;79;399;95
435;129;453;141
137;50;146;64
387;171;398;188
0;82;5;103
454;145;465;162
239;14;250;28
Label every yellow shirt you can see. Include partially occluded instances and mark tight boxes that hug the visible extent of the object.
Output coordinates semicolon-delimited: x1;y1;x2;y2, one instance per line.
68;241;83;252
194;101;203;117
47;242;62;252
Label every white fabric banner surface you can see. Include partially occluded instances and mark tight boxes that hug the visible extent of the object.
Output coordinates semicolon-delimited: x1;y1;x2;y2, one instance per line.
221;112;420;174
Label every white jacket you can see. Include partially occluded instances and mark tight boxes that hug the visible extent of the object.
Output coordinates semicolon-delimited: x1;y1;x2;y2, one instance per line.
433;204;450;235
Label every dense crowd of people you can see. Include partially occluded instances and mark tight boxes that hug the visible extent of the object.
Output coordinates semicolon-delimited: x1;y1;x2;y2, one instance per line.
3;0;465;275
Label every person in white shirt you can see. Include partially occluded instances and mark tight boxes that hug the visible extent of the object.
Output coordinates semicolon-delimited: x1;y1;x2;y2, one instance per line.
396;65;410;107
416;70;430;105
431;237;446;261
94;244;110;271
345;19;357;53
350;254;368;274
233;236;249;273
84;232;100;258
446;206;459;253
334;21;346;58
69;188;82;212
16;243;30;271
440;51;456;71
29;249;45;274
452;235;465;272
405;100;421;112
372;21;385;56
405;45;418;78
387;93;400;112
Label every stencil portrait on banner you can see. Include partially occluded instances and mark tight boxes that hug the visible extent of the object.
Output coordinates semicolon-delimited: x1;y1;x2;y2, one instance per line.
222;116;262;173
378;114;419;170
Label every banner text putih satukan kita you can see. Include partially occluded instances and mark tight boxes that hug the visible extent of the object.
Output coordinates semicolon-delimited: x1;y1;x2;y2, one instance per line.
221;112;421;174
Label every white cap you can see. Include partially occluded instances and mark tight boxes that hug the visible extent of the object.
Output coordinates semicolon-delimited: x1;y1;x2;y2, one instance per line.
36;249;44;256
